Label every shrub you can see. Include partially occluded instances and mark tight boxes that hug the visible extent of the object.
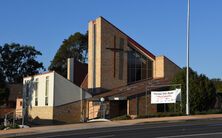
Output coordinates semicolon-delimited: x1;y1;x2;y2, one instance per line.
0;124;5;130
171;68;217;114
136;112;184;119
111;115;131;121
193;109;222;115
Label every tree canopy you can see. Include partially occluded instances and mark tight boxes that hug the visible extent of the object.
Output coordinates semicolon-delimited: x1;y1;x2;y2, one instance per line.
0;88;9;106
171;68;216;113
0;43;45;83
48;32;88;77
0;70;9;105
211;78;222;93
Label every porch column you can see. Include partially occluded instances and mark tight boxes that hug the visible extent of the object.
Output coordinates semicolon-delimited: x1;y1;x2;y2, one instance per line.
127;99;130;115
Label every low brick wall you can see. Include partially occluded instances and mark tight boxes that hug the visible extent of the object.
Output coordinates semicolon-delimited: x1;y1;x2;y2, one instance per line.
28;106;53;120
53;101;82;123
27;101;87;124
88;101;102;119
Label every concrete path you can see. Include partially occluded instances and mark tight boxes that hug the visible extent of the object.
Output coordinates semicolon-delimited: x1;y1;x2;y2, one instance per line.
1;114;222;137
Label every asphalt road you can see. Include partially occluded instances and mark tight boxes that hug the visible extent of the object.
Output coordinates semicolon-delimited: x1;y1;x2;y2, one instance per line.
12;119;222;138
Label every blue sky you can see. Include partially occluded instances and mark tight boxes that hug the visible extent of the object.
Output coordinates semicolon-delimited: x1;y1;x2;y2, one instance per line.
0;0;221;79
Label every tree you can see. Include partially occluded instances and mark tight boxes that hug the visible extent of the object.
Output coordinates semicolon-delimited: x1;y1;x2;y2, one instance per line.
0;43;45;83
48;32;88;77
171;68;216;113
211;78;222;93
0;70;9;106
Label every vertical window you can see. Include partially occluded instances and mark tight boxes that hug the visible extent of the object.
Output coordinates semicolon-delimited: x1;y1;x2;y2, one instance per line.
127;43;153;83
113;35;116;77
141;57;147;80
45;76;49;106
119;38;124;80
35;78;38;106
135;53;141;81
147;59;153;78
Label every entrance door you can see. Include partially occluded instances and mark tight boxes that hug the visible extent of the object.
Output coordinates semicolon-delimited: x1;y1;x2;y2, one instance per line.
109;100;127;118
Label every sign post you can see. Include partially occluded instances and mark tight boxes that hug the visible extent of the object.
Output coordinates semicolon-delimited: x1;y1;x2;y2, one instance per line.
100;97;105;119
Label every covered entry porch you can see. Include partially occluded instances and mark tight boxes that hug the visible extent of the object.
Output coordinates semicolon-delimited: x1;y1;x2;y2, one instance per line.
87;96;127;119
108;97;127;118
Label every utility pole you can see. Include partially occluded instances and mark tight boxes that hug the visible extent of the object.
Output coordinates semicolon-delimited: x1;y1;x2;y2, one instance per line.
80;88;83;122
22;86;25;128
186;0;190;116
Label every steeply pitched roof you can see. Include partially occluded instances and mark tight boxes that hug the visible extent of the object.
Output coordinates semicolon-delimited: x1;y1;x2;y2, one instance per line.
100;16;156;59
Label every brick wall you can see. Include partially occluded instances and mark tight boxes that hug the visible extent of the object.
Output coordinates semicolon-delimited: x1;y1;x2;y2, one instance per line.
28;106;53;120
154;56;181;80
128;94;157;116
73;60;88;87
16;98;23;118
88;17;128;93
138;95;146;115
88;19;102;91
147;95;157;113
109;101;127;118
154;56;164;79
28;101;84;124
129;97;137;115
53;101;81;123
88;101;102;119
88;17;181;93
163;56;181;80
100;17;128;90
